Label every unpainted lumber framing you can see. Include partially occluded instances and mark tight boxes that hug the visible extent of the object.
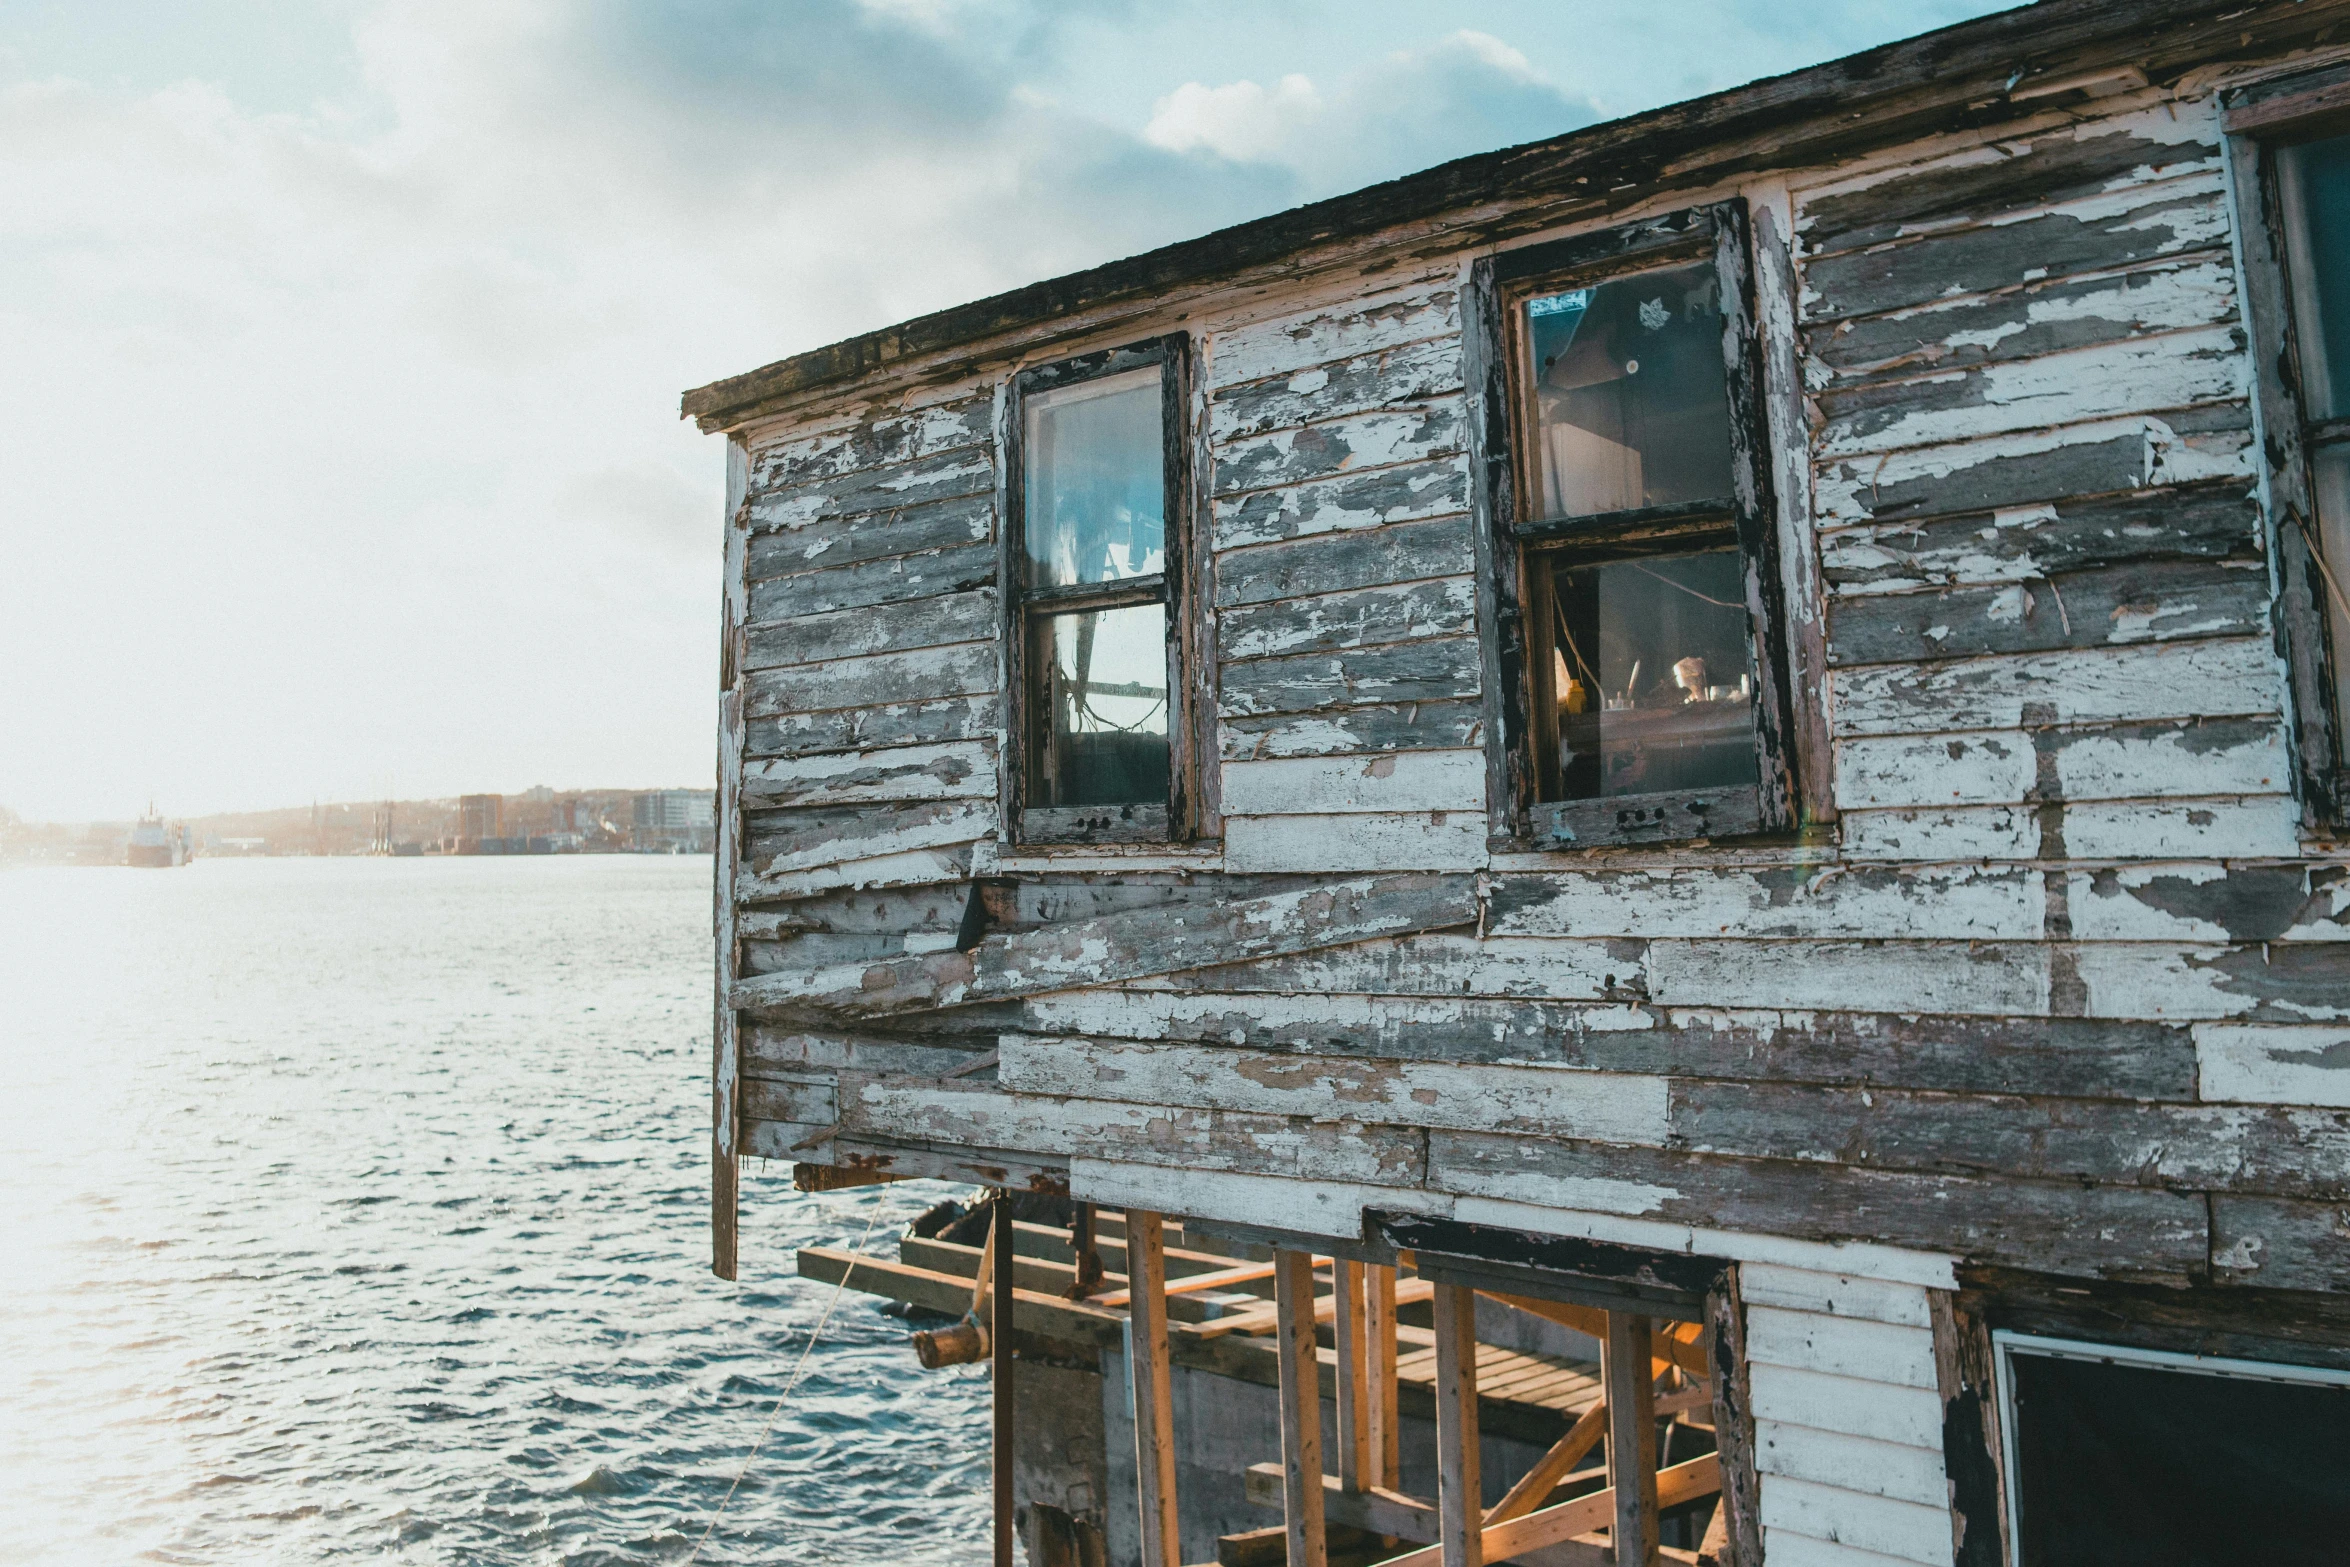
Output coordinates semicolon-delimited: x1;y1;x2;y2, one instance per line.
1605;1313;1661;1567
1127;1211;1180;1567
1274;1248;1329;1567
1367;1263;1402;1489
1432;1282;1484;1567
1334;1258;1373;1493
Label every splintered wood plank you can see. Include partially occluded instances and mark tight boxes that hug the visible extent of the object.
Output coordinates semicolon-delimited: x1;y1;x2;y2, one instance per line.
1275;1250;1329;1567
1217;635;1484;718
748;538;997;624
742;587;997;671
1020;991;2198;1101
1818;481;2261;593
1801;173;2231;324
733;871;1480;1019
1832;717;2289;811
1219;700;1488;761
1796;105;2222;259
1215;405;1464;497
1815;325;2246;459
1814;406;2254;529
751;394;991;492
1433;1283;1483;1567
1217;513;1477;607
746;491;992;575
1220;577;1478;661
1212;333;1464;443
1209;287;1461;388
1215;455;1473;550
1825;559;2269;665
1425;1131;2210;1283
1828;636;2278;737
1807;257;2240;381
741;740;997;807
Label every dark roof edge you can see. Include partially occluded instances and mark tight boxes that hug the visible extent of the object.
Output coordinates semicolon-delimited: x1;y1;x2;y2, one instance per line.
680;0;2330;431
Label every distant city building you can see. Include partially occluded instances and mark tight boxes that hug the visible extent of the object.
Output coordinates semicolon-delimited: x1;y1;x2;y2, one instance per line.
456;794;505;853
632;789;714;852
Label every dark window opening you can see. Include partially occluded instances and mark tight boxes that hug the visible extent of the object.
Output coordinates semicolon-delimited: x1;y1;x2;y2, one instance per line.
2004;1341;2350;1567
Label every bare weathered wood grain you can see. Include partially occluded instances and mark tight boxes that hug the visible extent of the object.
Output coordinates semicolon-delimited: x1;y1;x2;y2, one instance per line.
746;693;997;761
743;588;997;671
732;872;1480;1019
1215;455;1473;550
746;641;997;721
1802;175;2230;324
1218;636;1483;717
746;490;992;577
1221;577;1477;661
1814;406;2253;528
740;739;997;807
1829;636;2278;737
1425;1132;2208;1282
1825;558;2268;665
1214;405;1465;498
748;539;997;622
1212;334;1464;443
1216;514;1476;608
1021;992;2196;1099
1807;257;2239;381
1818;481;2260;593
1797;106;2221;259
1219;700;1486;760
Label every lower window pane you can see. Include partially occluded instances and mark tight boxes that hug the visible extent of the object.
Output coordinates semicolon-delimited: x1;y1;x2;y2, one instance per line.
1031;602;1171;808
1545;549;1758;800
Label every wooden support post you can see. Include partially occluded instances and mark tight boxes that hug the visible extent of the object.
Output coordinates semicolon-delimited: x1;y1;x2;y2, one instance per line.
994;1195;1016;1567
1274;1249;1328;1567
1604;1312;1659;1567
1128;1211;1180;1567
1433;1282;1483;1567
1366;1263;1400;1489
1334;1259;1371;1494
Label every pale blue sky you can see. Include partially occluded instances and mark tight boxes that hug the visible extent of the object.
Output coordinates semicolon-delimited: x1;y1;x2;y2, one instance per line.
0;1;2015;820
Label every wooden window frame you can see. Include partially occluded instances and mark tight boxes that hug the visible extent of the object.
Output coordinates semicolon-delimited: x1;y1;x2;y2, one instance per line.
1466;199;1800;851
1000;333;1203;847
2226;66;2350;834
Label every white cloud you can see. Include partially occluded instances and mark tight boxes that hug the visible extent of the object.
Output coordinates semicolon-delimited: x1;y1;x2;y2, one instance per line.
1141;30;1597;196
1145;73;1323;164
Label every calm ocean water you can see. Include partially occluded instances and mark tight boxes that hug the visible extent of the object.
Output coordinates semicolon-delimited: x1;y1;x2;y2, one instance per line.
0;855;992;1565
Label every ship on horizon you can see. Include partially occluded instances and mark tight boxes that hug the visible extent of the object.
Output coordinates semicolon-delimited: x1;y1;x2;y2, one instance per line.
126;808;191;868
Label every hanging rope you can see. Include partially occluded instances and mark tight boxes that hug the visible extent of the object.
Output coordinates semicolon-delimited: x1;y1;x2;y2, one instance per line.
685;1190;887;1564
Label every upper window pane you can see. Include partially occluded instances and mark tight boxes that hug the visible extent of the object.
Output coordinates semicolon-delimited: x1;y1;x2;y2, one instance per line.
2279;131;2350;420
1022;366;1166;590
1524;260;1734;521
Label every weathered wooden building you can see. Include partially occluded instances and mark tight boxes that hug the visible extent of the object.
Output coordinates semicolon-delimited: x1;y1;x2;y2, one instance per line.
685;2;2350;1561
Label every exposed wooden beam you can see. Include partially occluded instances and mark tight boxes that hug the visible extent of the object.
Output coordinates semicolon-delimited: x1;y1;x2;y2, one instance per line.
1605;1314;1660;1567
1433;1282;1483;1567
1127;1212;1180;1567
1335;1259;1372;1494
1485;1399;1607;1527
1483;1291;1708;1380
1367;1264;1401;1490
1378;1454;1721;1567
993;1196;1015;1567
1274;1249;1329;1567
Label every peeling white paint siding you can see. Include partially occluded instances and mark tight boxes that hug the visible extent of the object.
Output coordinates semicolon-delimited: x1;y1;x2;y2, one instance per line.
1742;1266;1954;1567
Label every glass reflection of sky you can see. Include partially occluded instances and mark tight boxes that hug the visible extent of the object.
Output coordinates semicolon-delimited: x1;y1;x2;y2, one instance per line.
1023;367;1164;590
